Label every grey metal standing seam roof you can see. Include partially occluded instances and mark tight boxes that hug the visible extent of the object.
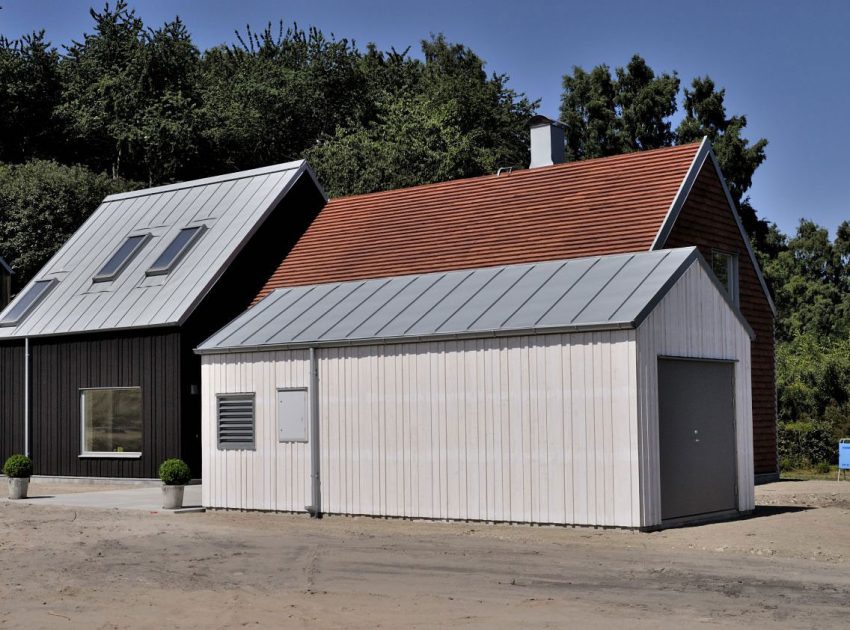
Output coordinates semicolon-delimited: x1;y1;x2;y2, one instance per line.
0;161;323;339
197;246;754;354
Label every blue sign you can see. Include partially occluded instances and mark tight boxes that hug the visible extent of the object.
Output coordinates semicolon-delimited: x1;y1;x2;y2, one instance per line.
840;440;850;471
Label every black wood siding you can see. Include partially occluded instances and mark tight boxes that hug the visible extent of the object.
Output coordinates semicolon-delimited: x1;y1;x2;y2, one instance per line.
0;342;25;462
29;329;184;478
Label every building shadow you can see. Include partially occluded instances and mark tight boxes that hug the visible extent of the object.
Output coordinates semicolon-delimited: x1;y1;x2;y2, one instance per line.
746;504;812;519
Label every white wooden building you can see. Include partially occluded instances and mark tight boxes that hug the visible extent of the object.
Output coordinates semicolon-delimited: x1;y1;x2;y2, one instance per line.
197;247;754;529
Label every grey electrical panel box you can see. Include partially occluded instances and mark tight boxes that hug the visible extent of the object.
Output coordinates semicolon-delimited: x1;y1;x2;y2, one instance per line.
277;388;308;442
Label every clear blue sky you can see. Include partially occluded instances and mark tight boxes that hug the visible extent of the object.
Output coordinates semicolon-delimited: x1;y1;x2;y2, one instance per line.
1;0;848;236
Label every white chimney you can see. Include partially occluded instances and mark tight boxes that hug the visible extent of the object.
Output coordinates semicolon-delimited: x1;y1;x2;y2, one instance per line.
529;115;566;168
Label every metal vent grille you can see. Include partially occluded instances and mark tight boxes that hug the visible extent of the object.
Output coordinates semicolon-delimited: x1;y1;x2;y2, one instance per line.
217;394;255;450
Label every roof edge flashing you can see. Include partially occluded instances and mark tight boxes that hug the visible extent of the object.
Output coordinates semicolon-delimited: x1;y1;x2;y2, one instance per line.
105;160;308;202
195;321;638;356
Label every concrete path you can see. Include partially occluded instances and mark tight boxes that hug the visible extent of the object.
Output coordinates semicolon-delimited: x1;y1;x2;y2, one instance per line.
10;484;203;512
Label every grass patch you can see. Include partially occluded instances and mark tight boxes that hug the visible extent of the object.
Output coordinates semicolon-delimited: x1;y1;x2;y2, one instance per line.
780;465;846;481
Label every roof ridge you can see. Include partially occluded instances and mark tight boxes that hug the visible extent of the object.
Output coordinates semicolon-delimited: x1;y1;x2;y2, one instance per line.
327;142;702;204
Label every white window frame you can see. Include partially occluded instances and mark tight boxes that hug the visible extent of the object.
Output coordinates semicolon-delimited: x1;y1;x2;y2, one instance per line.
711;249;739;306
79;386;143;459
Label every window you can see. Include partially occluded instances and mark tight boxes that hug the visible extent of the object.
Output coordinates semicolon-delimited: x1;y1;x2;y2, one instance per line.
0;279;58;326
146;226;206;276
711;250;739;305
277;388;308;442
93;234;150;282
217;394;255;450
81;388;143;456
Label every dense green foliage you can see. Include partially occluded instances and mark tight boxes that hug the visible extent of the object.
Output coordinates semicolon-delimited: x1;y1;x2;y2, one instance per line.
0;5;847;471
159;458;191;485
3;454;33;478
765;223;850;468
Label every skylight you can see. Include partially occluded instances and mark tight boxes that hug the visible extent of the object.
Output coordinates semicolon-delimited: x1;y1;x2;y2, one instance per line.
0;279;58;326
146;225;206;276
93;234;151;282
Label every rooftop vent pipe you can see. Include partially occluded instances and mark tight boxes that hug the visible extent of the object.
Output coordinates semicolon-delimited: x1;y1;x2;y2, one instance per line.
529;115;566;168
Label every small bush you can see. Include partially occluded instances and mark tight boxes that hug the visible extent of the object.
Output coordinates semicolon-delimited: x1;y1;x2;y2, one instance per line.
815;461;832;474
159;458;191;485
778;421;835;470
3;454;33;478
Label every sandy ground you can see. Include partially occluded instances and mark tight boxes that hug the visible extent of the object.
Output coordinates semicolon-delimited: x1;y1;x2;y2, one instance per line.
1;480;850;628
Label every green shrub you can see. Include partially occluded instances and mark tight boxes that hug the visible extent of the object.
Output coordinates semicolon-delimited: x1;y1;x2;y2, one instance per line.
159;458;191;485
3;454;33;478
815;461;832;474
778;421;835;470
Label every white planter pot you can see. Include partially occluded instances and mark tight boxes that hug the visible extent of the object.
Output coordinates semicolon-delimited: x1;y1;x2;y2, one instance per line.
162;484;185;509
8;477;29;500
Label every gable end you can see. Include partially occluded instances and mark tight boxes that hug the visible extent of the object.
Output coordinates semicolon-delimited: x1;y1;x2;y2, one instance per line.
653;139;775;316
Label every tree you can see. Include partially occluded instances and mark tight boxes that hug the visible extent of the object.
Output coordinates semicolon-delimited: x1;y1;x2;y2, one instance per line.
0;160;137;292
59;2;202;183
763;219;850;341
676;77;768;245
307;35;536;197
560;60;770;253
0;31;62;162
559;54;679;160
198;22;368;175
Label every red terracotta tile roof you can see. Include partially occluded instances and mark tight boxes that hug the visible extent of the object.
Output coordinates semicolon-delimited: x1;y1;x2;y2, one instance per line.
256;142;701;300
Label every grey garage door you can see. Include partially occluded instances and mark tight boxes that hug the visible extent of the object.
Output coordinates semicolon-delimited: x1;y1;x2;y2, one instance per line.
658;358;737;521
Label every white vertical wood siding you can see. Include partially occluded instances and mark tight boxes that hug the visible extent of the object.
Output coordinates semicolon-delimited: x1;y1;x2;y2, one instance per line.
635;263;754;528
202;333;642;527
201;350;311;511
319;334;639;527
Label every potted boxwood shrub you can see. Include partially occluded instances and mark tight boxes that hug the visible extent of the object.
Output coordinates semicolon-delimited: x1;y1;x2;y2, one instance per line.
159;458;191;509
4;454;33;499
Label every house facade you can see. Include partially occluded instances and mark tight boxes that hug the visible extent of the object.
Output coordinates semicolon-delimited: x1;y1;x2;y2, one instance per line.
255;126;778;481
0;162;326;478
198;248;755;529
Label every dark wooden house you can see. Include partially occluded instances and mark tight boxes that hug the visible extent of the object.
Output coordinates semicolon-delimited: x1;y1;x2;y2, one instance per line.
0;162;326;478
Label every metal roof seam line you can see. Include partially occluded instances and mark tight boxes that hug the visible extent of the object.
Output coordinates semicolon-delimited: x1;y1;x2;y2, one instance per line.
497;260;568;329
314;278;393;341
608;250;672;321
568;254;635;324
399;270;475;336
532;257;600;327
